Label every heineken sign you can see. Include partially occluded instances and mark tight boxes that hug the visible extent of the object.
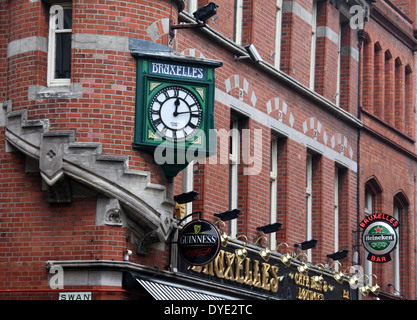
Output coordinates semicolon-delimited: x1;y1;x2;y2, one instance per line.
178;219;221;266
360;213;399;263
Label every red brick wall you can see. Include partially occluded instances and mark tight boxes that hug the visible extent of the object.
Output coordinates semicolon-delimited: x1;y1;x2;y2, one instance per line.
359;0;416;299
2;0;415;300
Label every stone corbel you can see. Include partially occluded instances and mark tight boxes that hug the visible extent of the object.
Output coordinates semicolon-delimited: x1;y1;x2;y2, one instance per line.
136;230;160;256
39;131;75;203
5;109;175;252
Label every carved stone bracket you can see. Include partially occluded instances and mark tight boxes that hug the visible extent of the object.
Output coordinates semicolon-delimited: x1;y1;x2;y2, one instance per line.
5;109;175;249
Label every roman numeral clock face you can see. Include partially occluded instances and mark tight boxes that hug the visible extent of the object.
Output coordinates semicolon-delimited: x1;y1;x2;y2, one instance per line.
149;86;203;142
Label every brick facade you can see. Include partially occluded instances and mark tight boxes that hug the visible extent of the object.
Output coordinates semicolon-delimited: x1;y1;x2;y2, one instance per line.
0;0;415;301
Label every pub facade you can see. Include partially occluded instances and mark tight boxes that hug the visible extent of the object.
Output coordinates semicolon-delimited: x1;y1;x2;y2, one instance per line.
0;0;415;301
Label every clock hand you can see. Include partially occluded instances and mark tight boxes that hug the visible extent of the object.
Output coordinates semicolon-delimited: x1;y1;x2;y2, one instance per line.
173;98;180;116
174;110;193;115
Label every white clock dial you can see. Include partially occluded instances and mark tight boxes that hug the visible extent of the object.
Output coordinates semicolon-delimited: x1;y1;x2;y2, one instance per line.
149;86;203;141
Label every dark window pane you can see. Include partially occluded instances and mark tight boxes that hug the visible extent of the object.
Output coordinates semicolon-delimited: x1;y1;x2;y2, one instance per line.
63;9;72;29
55;33;71;79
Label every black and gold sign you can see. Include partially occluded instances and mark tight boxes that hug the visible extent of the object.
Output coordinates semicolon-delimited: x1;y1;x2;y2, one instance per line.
178;220;221;266
132;50;222;178
177;244;353;300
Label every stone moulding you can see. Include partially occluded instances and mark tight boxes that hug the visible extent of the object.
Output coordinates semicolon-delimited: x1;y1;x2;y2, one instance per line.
5;109;174;254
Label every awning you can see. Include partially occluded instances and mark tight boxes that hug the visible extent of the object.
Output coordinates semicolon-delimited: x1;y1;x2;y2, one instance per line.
136;278;224;300
123;272;237;300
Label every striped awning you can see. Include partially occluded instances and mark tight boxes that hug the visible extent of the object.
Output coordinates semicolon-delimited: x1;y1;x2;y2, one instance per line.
136;278;225;300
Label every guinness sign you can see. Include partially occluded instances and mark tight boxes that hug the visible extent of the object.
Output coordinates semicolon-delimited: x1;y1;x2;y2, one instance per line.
360;213;399;263
178;219;221;266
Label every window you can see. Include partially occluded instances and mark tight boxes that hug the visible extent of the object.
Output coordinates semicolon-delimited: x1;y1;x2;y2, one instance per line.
393;200;401;294
336;20;343;107
334;167;340;254
229;118;240;238
48;3;72;87
364;187;374;278
188;0;198;14
405;66;413;136
393;193;408;296
274;0;283;69
234;0;243;45
309;0;318;90
270;136;278;249
306;153;313;260
182;161;195;223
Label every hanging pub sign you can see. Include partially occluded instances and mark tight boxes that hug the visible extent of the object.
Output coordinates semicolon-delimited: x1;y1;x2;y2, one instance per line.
178;219;221;266
360;213;399;263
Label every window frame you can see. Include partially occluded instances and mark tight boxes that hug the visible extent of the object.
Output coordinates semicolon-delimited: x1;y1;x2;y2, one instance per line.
234;0;243;45
309;0;318;90
229;118;240;238
47;3;72;87
274;0;283;69
270;136;278;249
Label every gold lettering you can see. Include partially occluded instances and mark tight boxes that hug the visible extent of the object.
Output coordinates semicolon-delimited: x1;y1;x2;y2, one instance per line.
189;265;202;273
343;289;350;299
297;287;324;300
252;260;262;288
322;281;328;293
235;256;245;283
297;287;308;300
244;258;253;286
261;263;271;291
270;265;279;293
202;262;214;276
213;250;225;278
294;272;310;287
224;252;235;281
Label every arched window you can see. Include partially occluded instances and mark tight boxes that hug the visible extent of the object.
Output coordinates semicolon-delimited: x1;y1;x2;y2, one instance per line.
364;177;383;277
393;191;409;296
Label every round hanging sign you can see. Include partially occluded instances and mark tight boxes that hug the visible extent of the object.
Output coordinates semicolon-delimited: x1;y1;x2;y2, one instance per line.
178;219;221;266
360;213;399;263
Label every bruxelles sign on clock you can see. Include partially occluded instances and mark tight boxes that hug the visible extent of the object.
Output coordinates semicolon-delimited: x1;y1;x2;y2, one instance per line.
132;52;222;178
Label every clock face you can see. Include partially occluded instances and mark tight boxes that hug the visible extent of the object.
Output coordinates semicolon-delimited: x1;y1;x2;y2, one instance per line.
149;86;203;142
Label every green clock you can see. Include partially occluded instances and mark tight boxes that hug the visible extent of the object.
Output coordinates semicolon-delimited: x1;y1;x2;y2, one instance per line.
131;53;222;179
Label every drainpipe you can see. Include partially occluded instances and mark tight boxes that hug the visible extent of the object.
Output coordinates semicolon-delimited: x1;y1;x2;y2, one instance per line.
355;27;366;267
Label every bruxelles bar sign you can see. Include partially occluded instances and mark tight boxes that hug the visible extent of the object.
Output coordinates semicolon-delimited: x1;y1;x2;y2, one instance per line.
177;242;352;300
360;213;399;263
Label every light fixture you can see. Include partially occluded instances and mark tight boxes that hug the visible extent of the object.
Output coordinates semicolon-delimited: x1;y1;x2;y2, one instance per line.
220;233;229;247
334;270;344;284
275;242;292;267
348;272;360;288
214;220;229;247
331;261;345;284
254;236;271;262
370;274;380;296
256;222;282;234
193;2;219;23
234;235;248;261
295;252;309;275
294;239;318;251
326;249;349;261
214;208;241;221
170;2;219;36
312;264;325;287
359;275;371;297
245;44;262;63
124;249;132;261
259;247;271;262
174;191;199;204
